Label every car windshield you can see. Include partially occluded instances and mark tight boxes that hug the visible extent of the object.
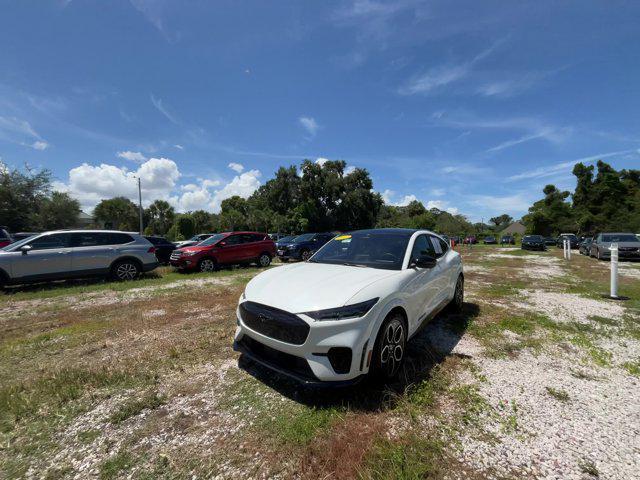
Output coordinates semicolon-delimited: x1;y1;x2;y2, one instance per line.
293;233;315;243
524;235;543;241
197;233;227;246
309;231;411;270
1;234;38;251
601;234;639;243
561;234;577;240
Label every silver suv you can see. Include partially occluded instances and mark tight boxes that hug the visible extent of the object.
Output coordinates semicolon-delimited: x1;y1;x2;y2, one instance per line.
0;230;159;287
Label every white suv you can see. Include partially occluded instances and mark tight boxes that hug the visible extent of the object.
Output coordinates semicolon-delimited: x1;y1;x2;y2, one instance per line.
0;230;159;287
234;228;463;384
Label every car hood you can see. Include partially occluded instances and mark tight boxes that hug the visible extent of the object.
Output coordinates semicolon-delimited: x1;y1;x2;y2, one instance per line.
244;262;400;313
177;245;211;253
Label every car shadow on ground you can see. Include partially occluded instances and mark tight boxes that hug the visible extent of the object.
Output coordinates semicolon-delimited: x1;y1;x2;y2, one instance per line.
237;302;480;412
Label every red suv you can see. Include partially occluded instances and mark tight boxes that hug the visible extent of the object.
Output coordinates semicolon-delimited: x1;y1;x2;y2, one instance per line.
0;227;13;249
170;231;276;272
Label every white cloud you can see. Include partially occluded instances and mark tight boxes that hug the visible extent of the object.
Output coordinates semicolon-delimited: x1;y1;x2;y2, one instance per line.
315;157;329;166
381;189;417;206
174;144;184;150
210;170;261;212
299;116;320;137
398;39;504;95
468;193;533;214
440;164;488;175
228;162;244;173
150;93;179;124
56;158;180;211
426;200;458;214
0;116;49;150
345;165;356;175
31;140;49;150
117;150;147;162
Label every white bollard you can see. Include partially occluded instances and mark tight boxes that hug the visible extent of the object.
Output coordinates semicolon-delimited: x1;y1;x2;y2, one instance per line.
563;239;567;259
567;240;571;260
610;243;618;299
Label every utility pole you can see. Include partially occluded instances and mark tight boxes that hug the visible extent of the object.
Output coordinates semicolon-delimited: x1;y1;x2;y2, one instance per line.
137;177;143;235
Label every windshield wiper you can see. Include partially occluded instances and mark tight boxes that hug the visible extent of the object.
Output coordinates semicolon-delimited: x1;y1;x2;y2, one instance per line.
341;262;369;268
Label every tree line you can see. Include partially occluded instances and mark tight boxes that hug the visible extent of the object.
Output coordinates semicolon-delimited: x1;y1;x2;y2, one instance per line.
523;160;640;236
3;158;636;241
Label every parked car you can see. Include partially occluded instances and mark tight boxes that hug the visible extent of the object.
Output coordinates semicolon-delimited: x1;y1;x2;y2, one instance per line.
449;236;462;245
543;236;556;246
275;235;297;250
483;236;497;245
174;233;215;249
276;232;335;262
521;235;546;251
463;235;477;245
0;230;158;288
170;232;276;272
590;233;640;260
0;227;12;248
145;236;177;265
500;235;515;245
234;228;463;384
579;237;593;255
268;233;290;242
556;233;579;249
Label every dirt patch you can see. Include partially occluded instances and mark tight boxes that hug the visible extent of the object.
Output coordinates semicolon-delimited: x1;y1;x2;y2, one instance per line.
515;290;625;324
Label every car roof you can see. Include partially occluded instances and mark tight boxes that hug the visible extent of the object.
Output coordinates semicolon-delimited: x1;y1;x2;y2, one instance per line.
40;230;140;235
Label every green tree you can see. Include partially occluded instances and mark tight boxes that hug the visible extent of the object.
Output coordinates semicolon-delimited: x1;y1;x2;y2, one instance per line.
145;200;175;235
36;191;81;230
523;185;575;235
175;215;196;239
0;164;51;231
489;214;513;229
93;197;139;230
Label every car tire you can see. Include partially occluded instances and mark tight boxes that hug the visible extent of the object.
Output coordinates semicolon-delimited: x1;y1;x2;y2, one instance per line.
596;249;602;261
448;275;464;313
111;259;141;281
370;313;407;382
198;258;217;272
301;249;312;261
258;253;271;268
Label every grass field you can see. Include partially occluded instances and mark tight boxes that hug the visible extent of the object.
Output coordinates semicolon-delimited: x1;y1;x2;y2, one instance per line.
1;248;638;479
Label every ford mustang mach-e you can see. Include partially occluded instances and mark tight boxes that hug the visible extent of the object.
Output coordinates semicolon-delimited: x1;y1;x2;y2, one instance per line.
234;228;464;384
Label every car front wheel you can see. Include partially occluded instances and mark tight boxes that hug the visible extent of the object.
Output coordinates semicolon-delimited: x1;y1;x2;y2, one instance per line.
198;258;217;272
370;314;407;382
111;260;141;281
258;253;271;267
301;249;312;261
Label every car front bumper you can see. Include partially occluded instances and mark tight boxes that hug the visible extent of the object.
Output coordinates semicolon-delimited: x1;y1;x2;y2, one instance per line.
233;303;373;383
169;256;199;270
276;248;302;260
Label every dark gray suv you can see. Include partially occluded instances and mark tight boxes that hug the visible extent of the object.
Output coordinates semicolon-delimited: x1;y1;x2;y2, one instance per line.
0;230;159;287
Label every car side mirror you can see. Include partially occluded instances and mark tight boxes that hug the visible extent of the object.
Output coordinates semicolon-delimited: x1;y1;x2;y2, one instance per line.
410;255;437;269
20;245;32;255
218;241;226;247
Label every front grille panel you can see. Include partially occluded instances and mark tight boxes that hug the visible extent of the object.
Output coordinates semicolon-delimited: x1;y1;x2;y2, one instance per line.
239;301;310;345
170;252;181;260
237;336;317;381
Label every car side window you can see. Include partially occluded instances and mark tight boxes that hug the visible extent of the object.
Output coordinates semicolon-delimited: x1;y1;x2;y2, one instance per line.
27;233;71;250
252;233;266;242
410;235;435;259
224;235;242;246
71;232;102;247
106;233;134;245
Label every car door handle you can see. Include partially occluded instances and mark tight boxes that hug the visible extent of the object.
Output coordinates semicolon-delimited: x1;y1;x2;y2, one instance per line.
57;251;70;254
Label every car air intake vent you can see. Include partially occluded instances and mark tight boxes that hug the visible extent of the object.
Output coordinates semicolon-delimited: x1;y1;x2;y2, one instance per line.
239;301;310;345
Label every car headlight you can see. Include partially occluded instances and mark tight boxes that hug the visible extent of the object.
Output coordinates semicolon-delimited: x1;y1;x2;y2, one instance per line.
182;251;198;256
303;298;379;321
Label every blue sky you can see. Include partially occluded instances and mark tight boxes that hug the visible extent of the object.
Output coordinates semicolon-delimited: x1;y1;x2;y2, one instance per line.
1;1;639;221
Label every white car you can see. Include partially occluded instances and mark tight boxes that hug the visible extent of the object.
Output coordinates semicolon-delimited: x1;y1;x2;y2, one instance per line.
233;228;463;384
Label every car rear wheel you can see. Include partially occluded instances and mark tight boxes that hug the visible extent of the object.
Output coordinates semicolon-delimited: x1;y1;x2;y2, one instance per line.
258;253;271;267
448;275;464;313
198;258;217;272
111;260;141;281
370;314;406;382
301;249;312;261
